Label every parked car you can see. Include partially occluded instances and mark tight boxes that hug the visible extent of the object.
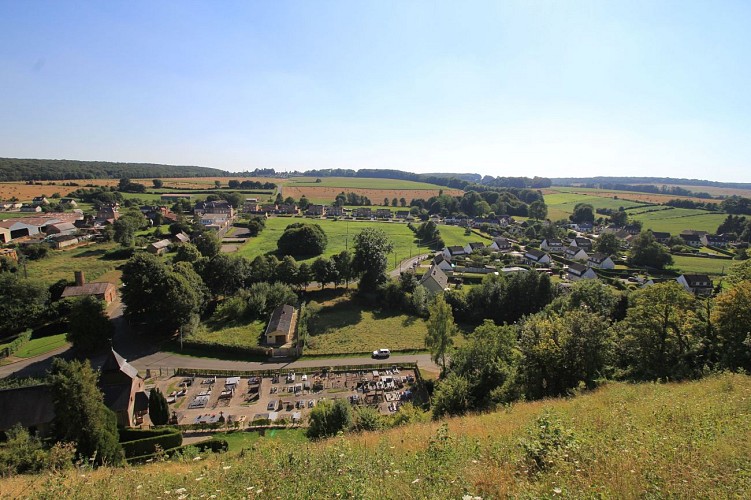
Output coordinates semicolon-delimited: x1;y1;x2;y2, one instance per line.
372;348;391;359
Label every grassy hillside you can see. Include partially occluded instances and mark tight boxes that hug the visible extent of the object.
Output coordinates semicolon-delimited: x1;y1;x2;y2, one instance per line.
4;374;749;498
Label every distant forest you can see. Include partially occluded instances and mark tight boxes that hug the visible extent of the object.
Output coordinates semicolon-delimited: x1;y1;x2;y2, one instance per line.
552;176;751;191
0;158;230;181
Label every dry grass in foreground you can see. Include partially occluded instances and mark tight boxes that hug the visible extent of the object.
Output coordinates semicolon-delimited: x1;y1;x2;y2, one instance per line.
2;373;750;498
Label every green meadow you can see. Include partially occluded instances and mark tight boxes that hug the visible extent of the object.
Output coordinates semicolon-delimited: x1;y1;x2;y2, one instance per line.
236;217;465;264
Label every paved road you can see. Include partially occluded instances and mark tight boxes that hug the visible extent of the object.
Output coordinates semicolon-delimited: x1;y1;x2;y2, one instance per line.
126;350;437;373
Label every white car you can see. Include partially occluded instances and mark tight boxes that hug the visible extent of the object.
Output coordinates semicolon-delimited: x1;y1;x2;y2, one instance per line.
372;348;391;359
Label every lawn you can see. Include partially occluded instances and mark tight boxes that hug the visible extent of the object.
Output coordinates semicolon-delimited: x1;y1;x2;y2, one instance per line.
188;320;266;350
305;297;430;355
670;255;732;276
236;218;452;265
213;429;308;453
13;333;68;358
25;242;130;286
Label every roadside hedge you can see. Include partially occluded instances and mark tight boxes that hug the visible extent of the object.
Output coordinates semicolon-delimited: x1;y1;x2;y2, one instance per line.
180;339;270;359
0;330;32;359
119;427;177;442
125;439;229;464
120;429;183;459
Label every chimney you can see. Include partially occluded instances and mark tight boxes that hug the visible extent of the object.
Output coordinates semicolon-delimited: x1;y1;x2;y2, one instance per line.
74;271;85;286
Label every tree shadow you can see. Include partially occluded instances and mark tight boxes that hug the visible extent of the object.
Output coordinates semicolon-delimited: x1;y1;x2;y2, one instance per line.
72;249;108;258
309;300;363;336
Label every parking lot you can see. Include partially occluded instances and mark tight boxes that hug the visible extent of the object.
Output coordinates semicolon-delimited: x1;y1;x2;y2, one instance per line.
156;366;420;426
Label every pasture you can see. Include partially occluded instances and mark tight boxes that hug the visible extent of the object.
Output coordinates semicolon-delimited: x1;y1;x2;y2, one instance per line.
236;217;451;264
24;242;130;286
670;255;731;276
544;188;646;220
630;207;726;234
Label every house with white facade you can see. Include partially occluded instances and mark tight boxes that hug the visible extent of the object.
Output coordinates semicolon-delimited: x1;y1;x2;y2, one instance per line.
587;252;615;270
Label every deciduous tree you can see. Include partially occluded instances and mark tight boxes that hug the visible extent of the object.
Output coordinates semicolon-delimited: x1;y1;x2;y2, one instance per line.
426;294;456;372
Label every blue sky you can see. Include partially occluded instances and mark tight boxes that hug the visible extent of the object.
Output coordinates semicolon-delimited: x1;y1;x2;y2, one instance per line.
1;1;750;181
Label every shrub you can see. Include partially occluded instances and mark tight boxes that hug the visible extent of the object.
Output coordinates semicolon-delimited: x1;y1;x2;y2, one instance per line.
520;413;578;473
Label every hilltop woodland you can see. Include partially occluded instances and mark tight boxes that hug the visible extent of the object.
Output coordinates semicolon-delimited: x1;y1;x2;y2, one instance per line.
0;158;232;181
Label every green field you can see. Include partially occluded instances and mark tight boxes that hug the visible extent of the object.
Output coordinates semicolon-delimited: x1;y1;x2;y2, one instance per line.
543;189;646;221
630;207;726;234
285;176;445;190
13;333;68;358
306;297;430;355
236;218;453;264
24;242;129;286
670;255;732;276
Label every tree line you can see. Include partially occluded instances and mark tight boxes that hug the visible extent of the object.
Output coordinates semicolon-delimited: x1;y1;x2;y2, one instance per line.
0;158;228;181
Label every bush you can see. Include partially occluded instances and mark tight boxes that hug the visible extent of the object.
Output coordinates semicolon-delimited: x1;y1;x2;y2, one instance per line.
120;429;182;459
520;413;578;473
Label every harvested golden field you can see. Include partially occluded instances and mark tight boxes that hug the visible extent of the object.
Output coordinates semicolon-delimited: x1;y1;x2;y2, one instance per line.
281;185;462;204
0;180;116;201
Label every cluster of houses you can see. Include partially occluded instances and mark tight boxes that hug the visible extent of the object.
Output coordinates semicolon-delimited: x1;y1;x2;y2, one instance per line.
242;200;415;221
0;196;79;214
423;233;716;297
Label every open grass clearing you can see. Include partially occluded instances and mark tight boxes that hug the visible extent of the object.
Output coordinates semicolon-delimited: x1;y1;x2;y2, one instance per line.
24;242;131;286
187;320;266;350
213;429;308;453
670;255;732;276
236;217;456;265
305;294;467;355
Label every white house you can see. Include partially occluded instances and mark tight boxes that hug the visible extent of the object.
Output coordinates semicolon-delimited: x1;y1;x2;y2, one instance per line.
570;237;593;252
432;253;453;272
701;234;732;247
490;237;512;252
676;274;714;296
564;245;589;262
567;263;598;281
587;252;615;270
524;248;551;266
463;242;486;254
540;238;564;253
442;246;466;260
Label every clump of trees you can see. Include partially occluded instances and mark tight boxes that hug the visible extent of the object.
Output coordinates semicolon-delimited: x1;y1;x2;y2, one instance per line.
277;223;328;257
